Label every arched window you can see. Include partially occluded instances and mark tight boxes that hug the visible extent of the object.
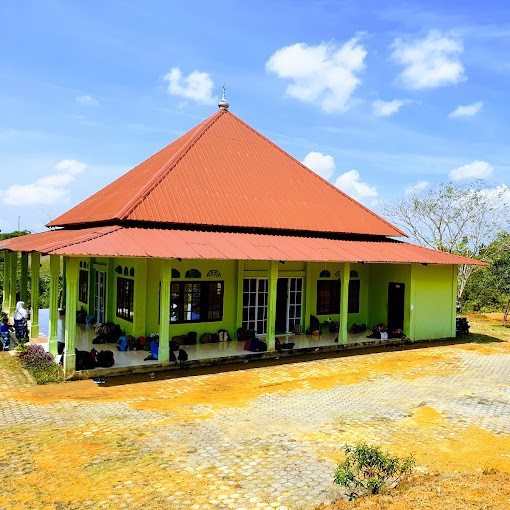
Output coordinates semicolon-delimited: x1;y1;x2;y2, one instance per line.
350;270;359;278
207;269;221;277
319;269;331;278
172;268;181;279
185;269;201;279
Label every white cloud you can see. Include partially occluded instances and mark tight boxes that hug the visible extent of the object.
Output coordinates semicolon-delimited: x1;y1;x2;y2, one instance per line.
449;100;484;118
391;30;466;89
2;159;87;206
448;160;493;180
76;95;99;107
163;67;216;104
372;99;409;117
266;37;367;113
302;151;336;180
405;180;429;194
334;169;377;201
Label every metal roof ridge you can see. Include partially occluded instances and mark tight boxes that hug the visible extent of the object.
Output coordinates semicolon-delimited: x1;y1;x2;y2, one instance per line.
224;114;407;238
116;110;226;220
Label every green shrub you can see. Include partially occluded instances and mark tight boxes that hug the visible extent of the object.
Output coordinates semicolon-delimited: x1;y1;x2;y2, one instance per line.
334;442;415;500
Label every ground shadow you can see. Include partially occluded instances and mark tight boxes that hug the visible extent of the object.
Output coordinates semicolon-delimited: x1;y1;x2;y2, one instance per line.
96;333;504;388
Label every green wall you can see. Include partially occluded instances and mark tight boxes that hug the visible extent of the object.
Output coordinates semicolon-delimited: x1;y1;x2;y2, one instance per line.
73;256;458;343
413;264;456;340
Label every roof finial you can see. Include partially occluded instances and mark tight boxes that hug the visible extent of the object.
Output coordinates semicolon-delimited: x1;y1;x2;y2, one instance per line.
218;85;229;110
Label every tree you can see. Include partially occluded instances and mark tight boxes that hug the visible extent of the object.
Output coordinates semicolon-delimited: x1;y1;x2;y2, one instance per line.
379;181;509;300
463;232;510;324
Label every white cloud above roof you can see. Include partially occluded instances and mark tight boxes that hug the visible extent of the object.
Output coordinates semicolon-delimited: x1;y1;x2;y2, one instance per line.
405;180;430;194
372;99;409;117
76;95;99;107
391;30;466;89
2;159;87;206
449;160;493;180
449;100;484;118
266;37;367;113
164;67;216;105
302;151;336;180
334;169;377;202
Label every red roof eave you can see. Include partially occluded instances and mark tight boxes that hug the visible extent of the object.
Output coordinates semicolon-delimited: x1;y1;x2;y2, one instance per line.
0;227;486;266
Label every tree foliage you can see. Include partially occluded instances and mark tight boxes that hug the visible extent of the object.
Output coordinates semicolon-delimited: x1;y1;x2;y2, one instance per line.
463;232;510;323
380;181;509;299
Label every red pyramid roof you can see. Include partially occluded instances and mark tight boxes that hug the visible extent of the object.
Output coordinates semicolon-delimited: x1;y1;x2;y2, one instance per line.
48;109;404;237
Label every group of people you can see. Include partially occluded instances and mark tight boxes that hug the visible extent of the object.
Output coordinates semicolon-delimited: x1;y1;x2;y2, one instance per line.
1;301;29;351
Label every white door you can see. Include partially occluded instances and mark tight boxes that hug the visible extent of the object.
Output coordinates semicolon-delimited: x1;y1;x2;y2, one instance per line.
242;278;268;335
94;270;107;324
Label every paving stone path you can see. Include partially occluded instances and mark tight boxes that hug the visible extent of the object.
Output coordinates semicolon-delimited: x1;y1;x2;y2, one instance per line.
1;342;509;509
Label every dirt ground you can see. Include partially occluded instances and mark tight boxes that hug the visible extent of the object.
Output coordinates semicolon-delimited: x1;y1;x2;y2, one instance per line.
1;313;510;509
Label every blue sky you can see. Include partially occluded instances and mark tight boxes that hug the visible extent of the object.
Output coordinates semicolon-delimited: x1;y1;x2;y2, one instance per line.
1;0;510;233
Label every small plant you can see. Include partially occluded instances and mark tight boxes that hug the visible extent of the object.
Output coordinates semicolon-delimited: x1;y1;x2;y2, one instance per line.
334;442;415;501
17;344;64;384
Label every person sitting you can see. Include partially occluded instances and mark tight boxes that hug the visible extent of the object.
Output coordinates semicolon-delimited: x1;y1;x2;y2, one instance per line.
0;318;14;350
144;337;159;361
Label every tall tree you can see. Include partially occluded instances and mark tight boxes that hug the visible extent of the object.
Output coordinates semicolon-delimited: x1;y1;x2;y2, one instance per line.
379;180;509;300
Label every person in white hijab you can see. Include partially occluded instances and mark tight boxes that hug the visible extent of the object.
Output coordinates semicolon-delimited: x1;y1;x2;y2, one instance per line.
13;301;28;341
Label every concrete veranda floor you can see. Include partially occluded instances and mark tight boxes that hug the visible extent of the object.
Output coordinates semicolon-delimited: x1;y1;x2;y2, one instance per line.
1;316;510;509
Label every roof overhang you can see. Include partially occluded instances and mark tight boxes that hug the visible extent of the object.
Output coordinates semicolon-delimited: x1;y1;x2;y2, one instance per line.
0;227;486;265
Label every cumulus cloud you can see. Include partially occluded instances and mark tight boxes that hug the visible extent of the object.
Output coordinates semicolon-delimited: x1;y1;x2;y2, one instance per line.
302;151;336;180
266;37;367;113
3;159;87;206
334;169;377;201
449;100;484;118
372;99;409;117
76;95;99;107
391;30;466;89
449;160;493;180
405;180;430;194
163;67;216;104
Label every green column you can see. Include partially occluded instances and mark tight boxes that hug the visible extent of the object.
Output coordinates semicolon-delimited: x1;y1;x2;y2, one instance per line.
9;251;17;317
304;262;312;333
48;255;60;354
450;265;458;338
30;253;40;339
2;251;9;313
61;257;67;308
266;261;278;351
236;260;244;330
339;262;350;343
159;259;172;363
63;257;79;378
133;259;148;338
20;252;28;304
408;264;416;342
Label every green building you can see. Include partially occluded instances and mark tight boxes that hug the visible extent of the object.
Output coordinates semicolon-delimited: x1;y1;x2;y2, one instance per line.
0;102;480;378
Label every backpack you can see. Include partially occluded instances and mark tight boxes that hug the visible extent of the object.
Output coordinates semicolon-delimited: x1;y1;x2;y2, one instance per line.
75;348;96;370
97;350;114;368
178;349;188;363
116;336;128;352
236;327;249;341
258;341;267;352
218;329;230;342
200;332;212;344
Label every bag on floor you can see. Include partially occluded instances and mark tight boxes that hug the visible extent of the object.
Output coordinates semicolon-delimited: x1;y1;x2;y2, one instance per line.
116;335;128;352
178;349;188;363
217;329;230;342
96;350;114;368
75;348;96;370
